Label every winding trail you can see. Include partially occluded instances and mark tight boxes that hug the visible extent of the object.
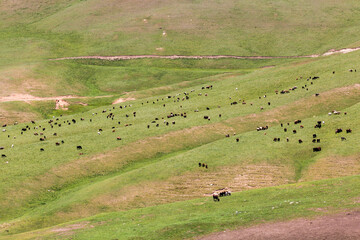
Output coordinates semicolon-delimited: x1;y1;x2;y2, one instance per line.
200;211;360;240
0;94;113;104
51;47;360;61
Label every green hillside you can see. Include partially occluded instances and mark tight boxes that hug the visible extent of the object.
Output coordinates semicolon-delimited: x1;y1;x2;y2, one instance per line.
0;49;359;238
2;0;360;123
0;1;360;239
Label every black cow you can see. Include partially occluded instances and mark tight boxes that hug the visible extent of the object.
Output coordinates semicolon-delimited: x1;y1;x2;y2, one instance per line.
293;130;297;134
341;137;346;141
294;120;301;124
236;138;239;142
335;128;343;134
346;129;352;133
298;139;303;143
313;147;321;152
40;148;44;152
77;146;82;150
1;154;6;158
313;134;317;138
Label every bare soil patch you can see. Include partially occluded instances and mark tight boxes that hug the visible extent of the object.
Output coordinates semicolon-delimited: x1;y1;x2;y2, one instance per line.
112;97;136;104
0;94;113;103
55;99;70;110
200;211;360;240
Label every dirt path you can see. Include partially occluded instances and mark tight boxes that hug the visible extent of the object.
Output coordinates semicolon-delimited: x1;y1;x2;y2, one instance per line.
0;94;114;104
200;211;360;240
50;47;360;61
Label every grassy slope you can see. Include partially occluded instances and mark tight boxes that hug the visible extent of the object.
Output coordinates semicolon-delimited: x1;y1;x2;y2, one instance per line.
2;176;360;240
2;0;360;123
1;0;360;238
0;51;359;237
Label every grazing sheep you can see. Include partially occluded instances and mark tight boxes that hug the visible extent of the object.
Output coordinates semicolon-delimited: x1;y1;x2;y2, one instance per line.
213;193;220;202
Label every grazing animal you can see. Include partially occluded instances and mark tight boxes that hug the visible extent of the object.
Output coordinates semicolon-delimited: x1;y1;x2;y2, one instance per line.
294;120;301;124
212;193;220;202
346;129;352;133
199;163;201;167
55;142;60;146
317;139;320;143
298;139;303;143
313;147;321;152
77;146;82;150
284;128;287;132
335;128;343;134
341;137;346;141
293;130;297;134
117;137;122;140
40;148;44;152
257;126;268;131
1;154;6;158
313;134;317;138
236;138;239;142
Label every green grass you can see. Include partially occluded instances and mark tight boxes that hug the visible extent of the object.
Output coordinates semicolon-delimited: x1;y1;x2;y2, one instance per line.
2;175;359;240
0;50;359;237
3;0;360;123
1;1;360;238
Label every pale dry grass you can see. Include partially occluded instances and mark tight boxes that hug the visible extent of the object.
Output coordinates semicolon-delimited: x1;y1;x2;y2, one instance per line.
0;65;56;98
0;103;39;124
52;162;294;221
301;154;360;182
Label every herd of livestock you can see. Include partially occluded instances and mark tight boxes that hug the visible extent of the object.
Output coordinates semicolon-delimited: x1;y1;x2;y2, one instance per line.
0;72;355;202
